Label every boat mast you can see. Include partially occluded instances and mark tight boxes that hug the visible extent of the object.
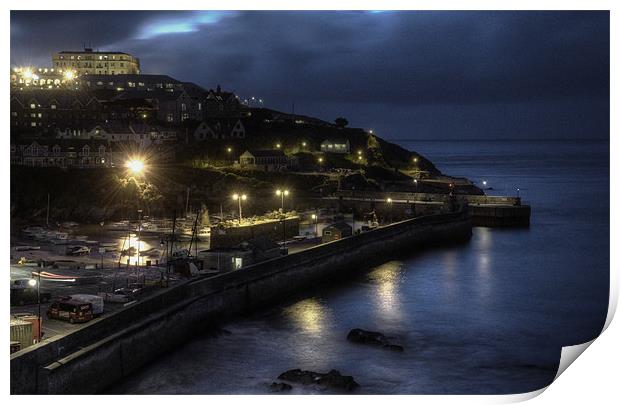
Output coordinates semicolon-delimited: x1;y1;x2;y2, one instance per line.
46;193;50;227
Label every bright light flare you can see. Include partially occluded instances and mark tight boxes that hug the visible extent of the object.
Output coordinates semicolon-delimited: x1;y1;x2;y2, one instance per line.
126;158;145;175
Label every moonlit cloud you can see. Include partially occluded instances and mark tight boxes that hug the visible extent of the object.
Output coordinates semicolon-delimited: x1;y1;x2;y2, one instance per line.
136;11;238;39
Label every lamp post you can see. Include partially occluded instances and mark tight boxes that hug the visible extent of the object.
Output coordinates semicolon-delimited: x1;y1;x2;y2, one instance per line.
311;213;318;242
28;277;41;342
276;189;290;250
232;193;247;223
387;197;393;223
136;209;143;279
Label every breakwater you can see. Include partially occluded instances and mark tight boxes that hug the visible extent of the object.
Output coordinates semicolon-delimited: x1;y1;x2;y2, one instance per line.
326;191;530;227
11;211;472;394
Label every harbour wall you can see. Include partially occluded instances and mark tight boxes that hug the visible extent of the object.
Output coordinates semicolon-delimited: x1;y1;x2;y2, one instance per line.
11;211;472;394
325;191;530;227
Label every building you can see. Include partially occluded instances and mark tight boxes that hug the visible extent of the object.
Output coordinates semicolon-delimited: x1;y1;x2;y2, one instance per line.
10;90;103;134
11;139;110;168
320;139;350;154
198;236;281;272
56;122;177;147
10;67;79;90
11;138;176;168
193;119;246;141
52;48;140;76
239;149;290;171
79;74;181;92
322;222;353;243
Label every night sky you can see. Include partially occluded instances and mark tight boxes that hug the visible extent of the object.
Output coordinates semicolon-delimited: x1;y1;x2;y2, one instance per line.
10;11;609;141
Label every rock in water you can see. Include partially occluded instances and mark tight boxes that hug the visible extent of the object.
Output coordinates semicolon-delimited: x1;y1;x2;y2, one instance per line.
318;369;360;391
278;369;359;391
346;328;389;345
270;382;293;392
347;328;404;351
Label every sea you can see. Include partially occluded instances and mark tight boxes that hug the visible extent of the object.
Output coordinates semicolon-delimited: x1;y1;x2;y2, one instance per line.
111;139;610;395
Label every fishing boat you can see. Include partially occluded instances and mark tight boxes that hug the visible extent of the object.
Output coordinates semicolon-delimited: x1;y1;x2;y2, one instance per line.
65;246;91;256
120;246;137;257
13;246;41;251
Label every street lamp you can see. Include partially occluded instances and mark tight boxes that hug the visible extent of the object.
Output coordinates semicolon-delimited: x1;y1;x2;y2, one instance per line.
311;213;318;241
482;180;487;187
387;198;393;223
28;277;41;342
276;189;290;212
232;193;247;222
126;158;145;176
276;143;281;149
276;189;290;249
227;147;232;153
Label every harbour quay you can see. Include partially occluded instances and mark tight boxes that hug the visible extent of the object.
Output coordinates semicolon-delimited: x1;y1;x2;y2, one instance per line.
11;210;471;394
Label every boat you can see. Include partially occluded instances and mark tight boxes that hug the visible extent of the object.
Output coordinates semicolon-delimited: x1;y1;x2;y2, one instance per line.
22;226;45;236
65;246;91;256
141;248;161;257
120;246;137;256
13;246;41;251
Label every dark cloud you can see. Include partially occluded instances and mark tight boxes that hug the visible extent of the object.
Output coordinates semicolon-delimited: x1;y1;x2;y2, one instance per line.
10;10;609;140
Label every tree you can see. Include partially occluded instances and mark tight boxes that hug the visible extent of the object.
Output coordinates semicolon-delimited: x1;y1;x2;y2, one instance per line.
334;117;349;128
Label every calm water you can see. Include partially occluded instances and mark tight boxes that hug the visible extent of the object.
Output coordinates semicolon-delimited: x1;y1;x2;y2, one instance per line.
112;140;609;395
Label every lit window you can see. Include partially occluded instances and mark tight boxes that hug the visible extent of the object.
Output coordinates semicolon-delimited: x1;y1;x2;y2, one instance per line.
30;103;36;109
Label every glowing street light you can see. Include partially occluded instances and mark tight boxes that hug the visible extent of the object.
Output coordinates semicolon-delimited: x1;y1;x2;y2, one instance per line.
227;147;232;153
413;157;418;163
302;142;307;147
232;193;247;222
28;279;37;287
64;70;75;80
387;197;393;223
276;189;290;249
317;157;324;163
482;180;487;187
276;143;281;149
126;158;145;176
276;189;290;211
311;213;319;240
369;129;374;134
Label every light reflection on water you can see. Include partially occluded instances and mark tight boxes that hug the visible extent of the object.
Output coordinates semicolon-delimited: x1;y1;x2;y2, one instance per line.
367;261;404;323
283;297;331;334
116;233;156;266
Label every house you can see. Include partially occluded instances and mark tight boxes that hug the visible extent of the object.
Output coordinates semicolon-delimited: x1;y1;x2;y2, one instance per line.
320;139;351;154
322;222;353;243
11;139;110;168
193;119;246;141
10;90;103;133
198;236;281;272
239;149;290;171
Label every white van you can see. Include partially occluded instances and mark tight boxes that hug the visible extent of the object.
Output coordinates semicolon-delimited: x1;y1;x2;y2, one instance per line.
69;294;104;316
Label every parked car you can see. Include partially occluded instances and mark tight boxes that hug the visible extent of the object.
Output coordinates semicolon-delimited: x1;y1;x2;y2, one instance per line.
47;299;93;324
